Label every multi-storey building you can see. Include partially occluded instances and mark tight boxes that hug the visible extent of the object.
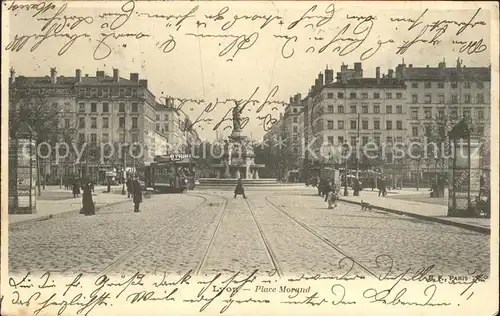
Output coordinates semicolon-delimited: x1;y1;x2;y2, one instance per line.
292;60;490;184
306;64;407;173
74;68;158;179
262;92;305;181
9;68;198;184
395;59;491;180
155;100;200;155
285;93;304;156
9;68;77;184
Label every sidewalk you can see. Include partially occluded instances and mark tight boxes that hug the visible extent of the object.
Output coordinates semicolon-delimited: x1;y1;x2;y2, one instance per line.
338;190;490;234
9;189;130;227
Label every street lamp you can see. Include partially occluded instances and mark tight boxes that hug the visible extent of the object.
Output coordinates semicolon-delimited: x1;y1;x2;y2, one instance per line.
343;143;349;196
121;114;127;195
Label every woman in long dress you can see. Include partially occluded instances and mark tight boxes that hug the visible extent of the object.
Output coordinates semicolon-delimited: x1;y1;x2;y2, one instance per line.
81;181;95;216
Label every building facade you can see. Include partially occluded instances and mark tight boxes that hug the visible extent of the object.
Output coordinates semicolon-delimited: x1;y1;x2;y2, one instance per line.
395;59;491;182
277;60;491;184
304;64;407;174
155;100;200;156
9;68;198;184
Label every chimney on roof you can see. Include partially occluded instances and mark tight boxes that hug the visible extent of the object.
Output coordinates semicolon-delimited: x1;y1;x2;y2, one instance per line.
388;69;394;78
96;70;105;80
318;73;325;88
341;64;348;72
130;73;139;83
395;64;406;79
10;68;15;84
50;67;57;84
139;79;148;89
296;93;302;102
324;68;333;84
335;72;341;82
75;69;81;83
376;67;380;79
113;68;119;82
289;96;294;105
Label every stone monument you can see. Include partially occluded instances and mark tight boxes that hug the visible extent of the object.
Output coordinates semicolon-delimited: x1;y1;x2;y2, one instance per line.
211;104;265;179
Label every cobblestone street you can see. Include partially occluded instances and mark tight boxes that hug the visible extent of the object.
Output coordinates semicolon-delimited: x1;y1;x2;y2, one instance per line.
9;188;490;279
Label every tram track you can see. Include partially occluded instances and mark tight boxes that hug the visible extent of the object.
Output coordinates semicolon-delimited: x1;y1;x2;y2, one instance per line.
192;192;283;278
193;193;229;276
243;197;283;278
97;194;210;276
264;195;378;279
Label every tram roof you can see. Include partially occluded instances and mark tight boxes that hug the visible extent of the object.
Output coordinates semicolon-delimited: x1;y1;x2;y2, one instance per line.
154;154;195;164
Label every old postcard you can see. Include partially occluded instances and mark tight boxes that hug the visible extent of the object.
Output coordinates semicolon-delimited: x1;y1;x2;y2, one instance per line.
1;1;499;315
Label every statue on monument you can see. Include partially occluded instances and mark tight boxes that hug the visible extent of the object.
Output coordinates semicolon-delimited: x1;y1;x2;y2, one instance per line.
232;104;242;132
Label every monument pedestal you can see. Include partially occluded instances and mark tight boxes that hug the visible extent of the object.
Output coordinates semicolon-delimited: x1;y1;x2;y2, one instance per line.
448;139;481;217
210;134;265;179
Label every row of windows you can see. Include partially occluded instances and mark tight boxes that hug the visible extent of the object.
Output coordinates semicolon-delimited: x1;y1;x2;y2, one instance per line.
411;125;485;136
326;120;404;130
77;133;140;143
411;93;485;104
410;81;484;89
326;92;404;100
75;117;140;129
326;104;404;114
78;87;141;98
78;102;139;113
155;123;170;132
410;108;485;120
155;114;170;121
326;136;403;146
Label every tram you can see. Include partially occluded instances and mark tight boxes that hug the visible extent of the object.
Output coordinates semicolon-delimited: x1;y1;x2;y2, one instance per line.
144;154;196;193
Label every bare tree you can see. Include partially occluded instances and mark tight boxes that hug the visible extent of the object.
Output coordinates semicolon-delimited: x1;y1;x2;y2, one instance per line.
9;87;75;195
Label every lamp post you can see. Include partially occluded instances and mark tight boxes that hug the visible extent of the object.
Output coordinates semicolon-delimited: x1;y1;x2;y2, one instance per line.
343;144;349;196
121;113;127;195
356;113;360;179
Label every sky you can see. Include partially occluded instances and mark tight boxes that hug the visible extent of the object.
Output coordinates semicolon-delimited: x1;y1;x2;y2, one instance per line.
4;1;496;141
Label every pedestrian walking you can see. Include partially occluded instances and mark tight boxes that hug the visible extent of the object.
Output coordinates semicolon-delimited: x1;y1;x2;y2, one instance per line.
133;178;143;213
317;177;324;196
370;178;376;191
323;179;332;202
126;178;133;198
234;177;247;199
80;181;95;216
327;184;338;209
377;177;384;197
353;178;361;196
72;178;80;198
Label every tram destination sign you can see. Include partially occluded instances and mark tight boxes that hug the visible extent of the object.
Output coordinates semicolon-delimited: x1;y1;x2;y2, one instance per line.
169;154;192;161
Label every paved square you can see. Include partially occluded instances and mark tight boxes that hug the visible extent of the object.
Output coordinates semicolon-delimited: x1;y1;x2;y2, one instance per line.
9;188;490;279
